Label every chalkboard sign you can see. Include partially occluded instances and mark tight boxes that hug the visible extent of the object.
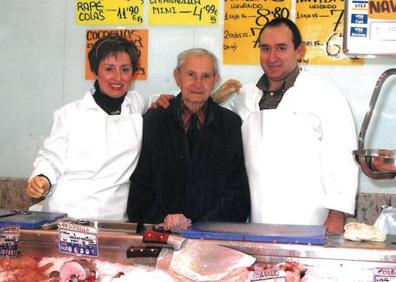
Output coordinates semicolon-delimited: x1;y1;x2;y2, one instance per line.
343;0;396;56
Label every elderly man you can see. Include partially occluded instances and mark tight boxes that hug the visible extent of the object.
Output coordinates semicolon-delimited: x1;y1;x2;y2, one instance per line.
127;48;250;232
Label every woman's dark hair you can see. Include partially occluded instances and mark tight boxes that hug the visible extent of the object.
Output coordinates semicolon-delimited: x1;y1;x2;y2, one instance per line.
88;34;139;75
258;18;302;50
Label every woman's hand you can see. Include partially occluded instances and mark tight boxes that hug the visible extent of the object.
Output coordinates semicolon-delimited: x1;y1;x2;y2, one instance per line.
162;213;192;233
26;176;50;198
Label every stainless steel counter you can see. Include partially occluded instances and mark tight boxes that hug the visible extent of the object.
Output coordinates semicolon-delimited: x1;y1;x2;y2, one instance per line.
16;223;396;281
218;234;396;281
19;223;153;266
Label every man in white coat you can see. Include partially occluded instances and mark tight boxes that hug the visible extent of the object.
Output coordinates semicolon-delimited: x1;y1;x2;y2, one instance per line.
223;18;358;234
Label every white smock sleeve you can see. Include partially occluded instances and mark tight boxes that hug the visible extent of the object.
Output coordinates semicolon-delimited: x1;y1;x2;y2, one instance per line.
220;82;262;122
320;85;359;215
30;107;69;187
127;90;149;114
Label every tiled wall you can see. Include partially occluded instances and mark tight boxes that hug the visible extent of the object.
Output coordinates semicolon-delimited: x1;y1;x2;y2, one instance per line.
1;177;395;224
0;178;41;210
354;193;396;224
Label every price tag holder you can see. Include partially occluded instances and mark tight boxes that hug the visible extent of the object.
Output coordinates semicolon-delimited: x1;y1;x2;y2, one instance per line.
374;268;396;281
58;222;98;257
250;269;287;281
0;227;20;257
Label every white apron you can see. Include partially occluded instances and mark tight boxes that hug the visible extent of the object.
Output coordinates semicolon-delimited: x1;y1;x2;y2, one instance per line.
243;110;328;225
30;91;144;221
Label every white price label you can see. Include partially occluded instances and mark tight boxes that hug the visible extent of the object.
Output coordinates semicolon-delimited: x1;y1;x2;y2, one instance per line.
250;269;287;281
58;223;98;257
0;227;19;257
374;268;396;282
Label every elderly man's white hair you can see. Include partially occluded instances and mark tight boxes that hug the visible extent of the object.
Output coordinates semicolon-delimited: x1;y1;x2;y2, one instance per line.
175;48;219;75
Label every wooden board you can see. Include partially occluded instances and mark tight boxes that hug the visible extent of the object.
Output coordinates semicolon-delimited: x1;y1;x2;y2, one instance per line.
182;222;326;245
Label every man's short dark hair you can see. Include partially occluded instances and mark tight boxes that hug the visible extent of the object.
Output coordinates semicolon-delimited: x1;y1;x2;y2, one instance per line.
258;18;302;50
88;34;139;75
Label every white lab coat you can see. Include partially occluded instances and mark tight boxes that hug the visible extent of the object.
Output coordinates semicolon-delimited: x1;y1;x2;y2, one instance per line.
224;70;359;225
30;89;146;221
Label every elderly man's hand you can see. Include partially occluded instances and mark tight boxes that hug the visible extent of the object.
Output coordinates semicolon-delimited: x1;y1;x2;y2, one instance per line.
26;175;50;198
212;79;242;104
161;213;192;233
150;94;174;109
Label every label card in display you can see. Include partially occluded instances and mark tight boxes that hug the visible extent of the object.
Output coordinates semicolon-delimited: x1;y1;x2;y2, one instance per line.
0;227;19;257
58;222;99;257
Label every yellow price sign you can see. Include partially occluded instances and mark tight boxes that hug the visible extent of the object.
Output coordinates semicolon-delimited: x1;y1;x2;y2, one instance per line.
368;0;396;19
296;0;364;65
85;29;149;80
76;0;144;25
223;0;292;65
148;0;219;26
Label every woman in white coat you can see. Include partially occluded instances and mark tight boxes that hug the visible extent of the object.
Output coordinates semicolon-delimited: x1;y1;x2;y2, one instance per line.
26;34;147;221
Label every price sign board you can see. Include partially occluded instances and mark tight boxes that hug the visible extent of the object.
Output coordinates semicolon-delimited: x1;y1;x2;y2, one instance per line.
296;0;363;65
76;0;144;25
85;29;148;80
148;0;219;25
223;0;291;65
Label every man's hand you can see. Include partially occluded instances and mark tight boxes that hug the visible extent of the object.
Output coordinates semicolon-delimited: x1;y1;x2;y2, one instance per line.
162;213;192;233
211;79;242;104
324;209;346;235
26;176;50;198
150;94;174;109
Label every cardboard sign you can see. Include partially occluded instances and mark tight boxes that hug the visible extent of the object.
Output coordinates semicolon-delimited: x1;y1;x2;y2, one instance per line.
296;0;364;65
148;0;219;25
85;29;148;80
223;0;292;65
368;0;396;19
75;0;144;25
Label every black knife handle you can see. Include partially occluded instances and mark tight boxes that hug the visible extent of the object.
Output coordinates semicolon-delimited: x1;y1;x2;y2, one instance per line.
126;247;162;258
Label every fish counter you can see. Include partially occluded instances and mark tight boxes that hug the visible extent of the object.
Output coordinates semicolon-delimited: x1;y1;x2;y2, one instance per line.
1;221;396;281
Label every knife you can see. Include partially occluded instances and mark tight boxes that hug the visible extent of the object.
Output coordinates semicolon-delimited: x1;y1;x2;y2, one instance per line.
143;230;256;281
0;209;16;219
126;246;162;258
0;209;32;219
143;229;185;250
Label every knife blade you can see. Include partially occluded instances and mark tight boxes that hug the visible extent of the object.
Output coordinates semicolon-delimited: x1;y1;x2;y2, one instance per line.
0;209;16;219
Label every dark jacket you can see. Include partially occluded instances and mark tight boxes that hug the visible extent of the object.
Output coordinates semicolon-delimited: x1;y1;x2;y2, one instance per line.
127;95;250;224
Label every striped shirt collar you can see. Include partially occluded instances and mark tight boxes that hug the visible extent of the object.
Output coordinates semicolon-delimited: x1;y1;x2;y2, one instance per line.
179;99;207;132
